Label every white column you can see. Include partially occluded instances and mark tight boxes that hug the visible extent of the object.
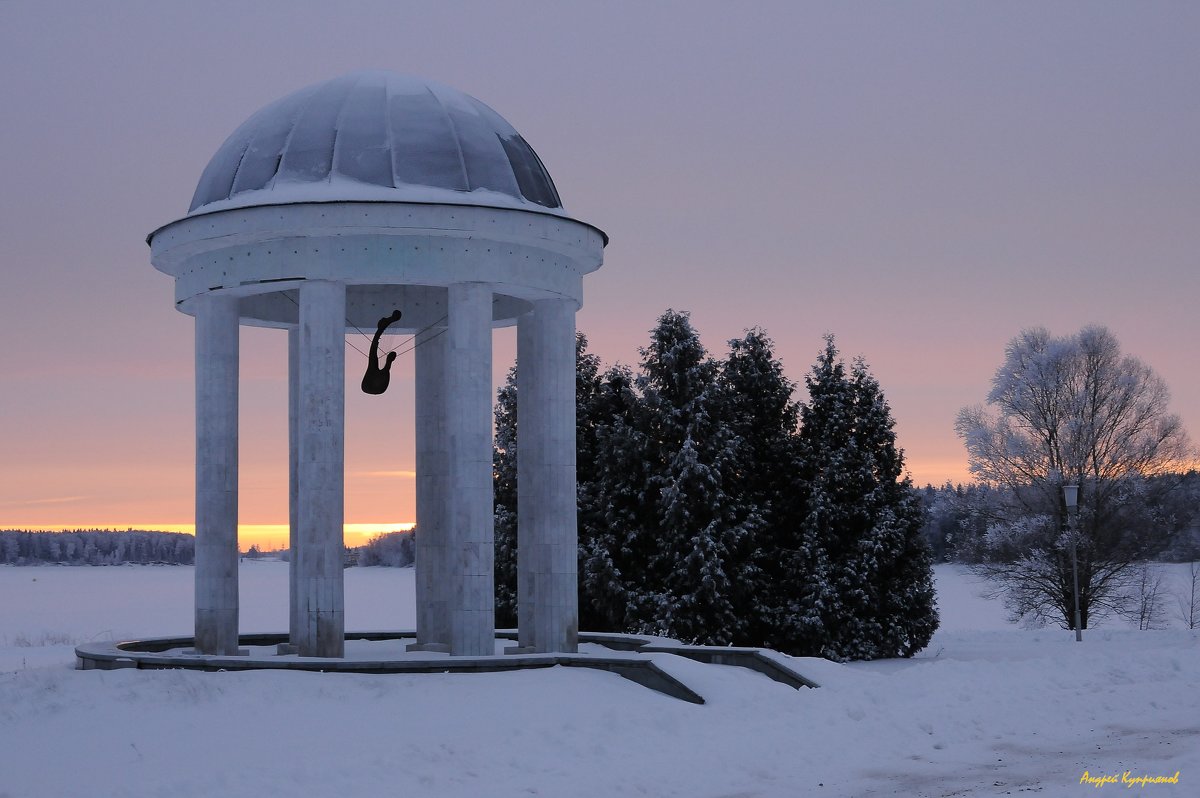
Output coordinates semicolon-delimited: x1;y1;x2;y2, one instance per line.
517;299;578;653
296;280;346;658
515;314;540;650
412;327;449;650
194;293;240;655
446;282;495;656
287;326;300;646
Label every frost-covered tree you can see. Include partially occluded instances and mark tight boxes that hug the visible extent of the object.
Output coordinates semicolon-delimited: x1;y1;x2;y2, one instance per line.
846;359;939;657
0;529;195;565
495;315;747;643
356;529;416;568
578;363;647;632
793;337;938;660
956;325;1193;629
539;312;762;644
494;319;936;657
621;310;748;644
493;360;520;626
721;329;803;648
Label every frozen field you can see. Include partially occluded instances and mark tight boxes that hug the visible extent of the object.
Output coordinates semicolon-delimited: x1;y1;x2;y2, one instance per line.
1;561;1196;797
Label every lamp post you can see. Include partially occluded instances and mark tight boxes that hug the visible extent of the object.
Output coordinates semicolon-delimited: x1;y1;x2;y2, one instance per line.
1063;484;1083;642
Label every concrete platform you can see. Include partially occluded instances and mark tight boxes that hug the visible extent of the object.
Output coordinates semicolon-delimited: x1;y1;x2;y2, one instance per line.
75;630;819;703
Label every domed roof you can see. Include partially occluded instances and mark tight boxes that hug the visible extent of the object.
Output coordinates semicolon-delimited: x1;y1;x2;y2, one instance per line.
188;71;564;216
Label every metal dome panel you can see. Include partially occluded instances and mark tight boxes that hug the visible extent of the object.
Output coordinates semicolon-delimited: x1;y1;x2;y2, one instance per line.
189;72;562;215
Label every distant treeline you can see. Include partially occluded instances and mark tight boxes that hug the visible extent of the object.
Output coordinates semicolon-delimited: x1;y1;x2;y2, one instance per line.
355;529;415;567
0;529;195;565
916;471;1200;564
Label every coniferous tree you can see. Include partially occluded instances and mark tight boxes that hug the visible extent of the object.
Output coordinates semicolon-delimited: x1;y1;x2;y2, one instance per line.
794;338;938;660
625;310;747;644
789;338;852;656
721;329;803;647
493;319;937;659
493;363;519;626
846;358;938;657
578;363;645;631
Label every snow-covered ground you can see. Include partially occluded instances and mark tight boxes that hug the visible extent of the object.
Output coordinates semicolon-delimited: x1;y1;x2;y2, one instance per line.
1;562;1196;797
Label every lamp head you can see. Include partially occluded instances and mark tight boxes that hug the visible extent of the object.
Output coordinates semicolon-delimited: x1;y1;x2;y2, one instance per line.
1062;484;1079;509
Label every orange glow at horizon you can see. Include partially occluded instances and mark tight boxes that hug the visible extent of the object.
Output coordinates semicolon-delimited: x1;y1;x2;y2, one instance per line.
1;523;415;552
906;459;974;488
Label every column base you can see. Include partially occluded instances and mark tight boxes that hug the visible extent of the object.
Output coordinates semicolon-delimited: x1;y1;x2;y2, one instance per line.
406;642;450;653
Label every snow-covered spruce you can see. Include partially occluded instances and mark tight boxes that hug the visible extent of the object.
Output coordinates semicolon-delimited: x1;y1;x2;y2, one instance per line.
494;316;938;657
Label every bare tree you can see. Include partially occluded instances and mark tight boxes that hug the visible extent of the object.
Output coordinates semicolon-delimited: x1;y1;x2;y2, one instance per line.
1125;562;1167;630
1176;561;1199;630
956;326;1192;629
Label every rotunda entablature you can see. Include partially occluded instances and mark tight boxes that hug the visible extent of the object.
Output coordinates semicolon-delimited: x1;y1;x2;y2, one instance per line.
149;200;605;331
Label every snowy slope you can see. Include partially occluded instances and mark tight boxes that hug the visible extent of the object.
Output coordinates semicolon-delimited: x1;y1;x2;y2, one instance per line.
0;562;1196;797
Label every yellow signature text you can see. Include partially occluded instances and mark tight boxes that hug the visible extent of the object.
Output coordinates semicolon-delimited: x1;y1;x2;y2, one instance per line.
1080;770;1181;788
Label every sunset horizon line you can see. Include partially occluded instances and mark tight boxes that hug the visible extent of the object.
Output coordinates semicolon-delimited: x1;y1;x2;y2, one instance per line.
0;523;416;550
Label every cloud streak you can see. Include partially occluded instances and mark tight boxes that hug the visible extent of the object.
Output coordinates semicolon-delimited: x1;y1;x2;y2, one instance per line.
0;495;91;508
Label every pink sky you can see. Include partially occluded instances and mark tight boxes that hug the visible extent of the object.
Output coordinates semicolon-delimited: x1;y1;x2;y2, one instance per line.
1;2;1196;541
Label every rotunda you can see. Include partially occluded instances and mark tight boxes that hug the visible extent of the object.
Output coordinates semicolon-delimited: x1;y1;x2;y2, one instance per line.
148;71;606;658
